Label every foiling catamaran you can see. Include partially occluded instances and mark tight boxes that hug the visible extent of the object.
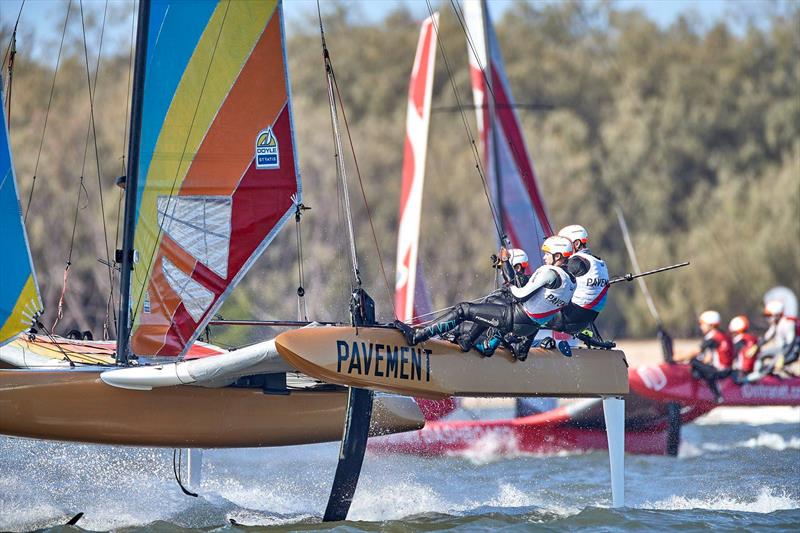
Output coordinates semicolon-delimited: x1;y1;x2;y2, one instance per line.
0;0;628;520
371;0;800;459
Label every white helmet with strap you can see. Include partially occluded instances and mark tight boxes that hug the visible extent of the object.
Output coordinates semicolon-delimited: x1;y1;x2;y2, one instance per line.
509;248;529;268
558;225;589;250
699;310;721;326
541;236;573;258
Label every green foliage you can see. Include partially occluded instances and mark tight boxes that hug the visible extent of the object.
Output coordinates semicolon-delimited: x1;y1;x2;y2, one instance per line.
3;1;798;345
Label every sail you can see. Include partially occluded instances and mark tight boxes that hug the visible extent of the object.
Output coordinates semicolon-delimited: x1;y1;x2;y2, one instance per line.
0;96;43;347
395;13;437;324
129;0;300;356
463;0;552;267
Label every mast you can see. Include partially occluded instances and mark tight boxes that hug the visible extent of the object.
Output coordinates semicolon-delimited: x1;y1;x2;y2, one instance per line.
116;0;150;365
481;0;506;245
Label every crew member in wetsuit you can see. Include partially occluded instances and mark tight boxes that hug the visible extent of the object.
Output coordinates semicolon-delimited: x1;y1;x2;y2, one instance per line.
674;310;734;403
754;300;799;376
450;247;531;353
728;315;758;382
548;224;609;335
394;236;576;361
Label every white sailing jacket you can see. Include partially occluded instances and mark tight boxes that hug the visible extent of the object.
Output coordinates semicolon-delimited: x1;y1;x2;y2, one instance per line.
572;251;609;312
511;265;577;324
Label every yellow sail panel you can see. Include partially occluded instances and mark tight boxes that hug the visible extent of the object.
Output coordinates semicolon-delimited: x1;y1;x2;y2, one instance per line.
129;0;299;356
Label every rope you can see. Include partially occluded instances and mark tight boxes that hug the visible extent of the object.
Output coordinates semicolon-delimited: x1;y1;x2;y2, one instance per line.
107;1;136;340
450;0;548;247
131;3;231;324
317;4;361;290
293;195;309;321
24;0;72;222
172;449;198;497
78;0;116;338
2;0;25;124
424;0;504;243
330;67;396;315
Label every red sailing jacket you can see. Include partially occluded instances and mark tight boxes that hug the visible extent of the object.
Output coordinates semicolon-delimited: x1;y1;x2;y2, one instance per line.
733;332;758;373
702;329;734;369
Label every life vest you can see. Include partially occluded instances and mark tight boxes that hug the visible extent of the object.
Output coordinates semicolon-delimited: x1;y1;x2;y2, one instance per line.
571;251;609;312
733;332;758;373
703;329;734;370
522;265;577;325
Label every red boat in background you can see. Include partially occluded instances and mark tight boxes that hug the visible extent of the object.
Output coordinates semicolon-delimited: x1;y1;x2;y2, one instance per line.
371;363;800;457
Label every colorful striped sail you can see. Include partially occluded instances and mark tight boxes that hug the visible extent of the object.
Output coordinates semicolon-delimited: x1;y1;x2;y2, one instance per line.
0;95;43;346
463;0;553;268
395;13;437;324
129;0;300;357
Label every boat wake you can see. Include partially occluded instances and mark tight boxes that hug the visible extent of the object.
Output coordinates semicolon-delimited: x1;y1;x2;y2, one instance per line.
642;486;799;513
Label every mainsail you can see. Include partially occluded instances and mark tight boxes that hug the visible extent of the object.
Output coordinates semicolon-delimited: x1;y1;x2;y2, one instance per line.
0;94;42;346
395;13;437;324
463;0;552;266
129;0;300;356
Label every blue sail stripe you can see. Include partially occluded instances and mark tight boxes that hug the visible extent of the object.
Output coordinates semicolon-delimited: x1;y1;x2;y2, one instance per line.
135;0;218;223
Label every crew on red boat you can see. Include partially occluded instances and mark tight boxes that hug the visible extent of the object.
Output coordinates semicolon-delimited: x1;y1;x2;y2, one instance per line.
754;300;799;376
728;315;758;378
674;310;733;402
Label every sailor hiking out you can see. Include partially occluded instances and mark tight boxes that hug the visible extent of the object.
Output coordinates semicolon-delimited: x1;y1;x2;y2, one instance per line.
728;315;758;379
548;224;610;336
394;236;577;361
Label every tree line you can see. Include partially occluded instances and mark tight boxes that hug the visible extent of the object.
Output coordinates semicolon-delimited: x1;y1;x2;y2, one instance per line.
2;1;798;346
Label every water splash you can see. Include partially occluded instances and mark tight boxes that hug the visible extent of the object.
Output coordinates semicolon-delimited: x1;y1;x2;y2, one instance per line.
643;486;799;513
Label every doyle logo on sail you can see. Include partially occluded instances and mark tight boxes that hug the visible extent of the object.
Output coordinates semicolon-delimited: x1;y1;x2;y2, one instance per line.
255;127;279;169
336;340;431;382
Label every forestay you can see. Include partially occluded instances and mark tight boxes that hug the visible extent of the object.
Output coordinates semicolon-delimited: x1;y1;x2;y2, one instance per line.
129;0;300;356
463;0;552;266
0;98;42;346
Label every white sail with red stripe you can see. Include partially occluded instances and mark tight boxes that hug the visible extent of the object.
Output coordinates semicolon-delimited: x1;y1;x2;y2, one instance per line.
395;13;437;324
463;0;553;267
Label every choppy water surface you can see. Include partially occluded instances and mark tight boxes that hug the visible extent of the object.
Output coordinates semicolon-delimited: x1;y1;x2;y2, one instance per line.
1;406;798;532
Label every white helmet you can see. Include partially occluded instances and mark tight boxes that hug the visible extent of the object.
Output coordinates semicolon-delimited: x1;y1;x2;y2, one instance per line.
764;300;784;316
728;315;750;334
541;236;573;258
698;310;721;326
509;248;529;268
558;225;589;248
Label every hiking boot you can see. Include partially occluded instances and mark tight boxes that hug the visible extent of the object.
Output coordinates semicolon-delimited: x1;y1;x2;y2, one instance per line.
474;334;502;357
394;320;416;345
557;340;572;357
539;337;556;350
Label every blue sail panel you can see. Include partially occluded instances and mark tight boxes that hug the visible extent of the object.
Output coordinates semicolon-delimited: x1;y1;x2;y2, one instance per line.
0;102;42;346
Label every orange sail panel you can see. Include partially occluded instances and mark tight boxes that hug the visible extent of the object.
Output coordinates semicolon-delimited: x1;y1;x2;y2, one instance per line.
130;1;300;356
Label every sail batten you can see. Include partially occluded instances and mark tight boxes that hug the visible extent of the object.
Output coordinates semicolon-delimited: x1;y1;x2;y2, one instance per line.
130;0;299;357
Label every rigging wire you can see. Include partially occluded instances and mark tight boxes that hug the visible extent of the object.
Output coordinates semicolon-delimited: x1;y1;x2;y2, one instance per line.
108;0;137;340
130;2;231;330
80;0;116;338
53;0;113;334
317;3;361;290
2;0;25;127
292;195;309;321
24;0;72;222
423;0;504;244
449;0;549;247
330;63;396;314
